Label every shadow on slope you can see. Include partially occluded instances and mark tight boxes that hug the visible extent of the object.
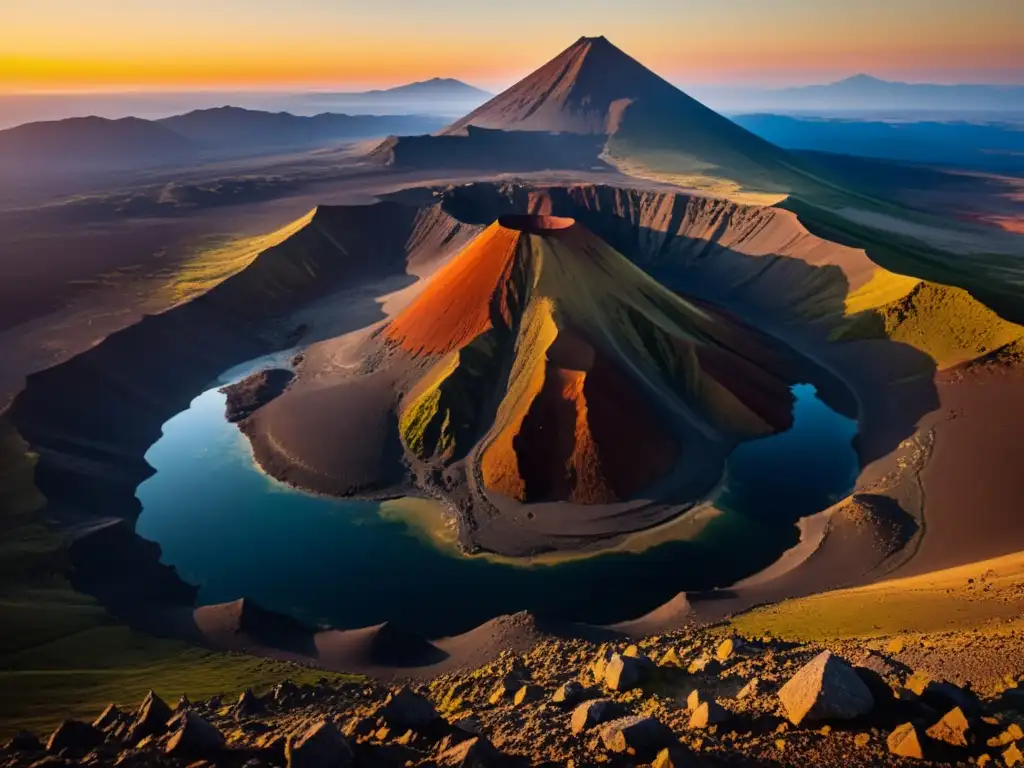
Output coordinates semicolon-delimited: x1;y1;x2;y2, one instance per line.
4;203;430;617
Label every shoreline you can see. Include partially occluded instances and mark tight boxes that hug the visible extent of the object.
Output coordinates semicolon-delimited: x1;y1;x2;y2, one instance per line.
6;178;1023;685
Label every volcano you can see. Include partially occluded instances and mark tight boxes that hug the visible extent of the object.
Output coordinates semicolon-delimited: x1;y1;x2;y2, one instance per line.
242;213;807;556
374;36;816;197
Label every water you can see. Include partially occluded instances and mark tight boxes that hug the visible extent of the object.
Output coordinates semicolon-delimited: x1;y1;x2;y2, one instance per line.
135;363;858;637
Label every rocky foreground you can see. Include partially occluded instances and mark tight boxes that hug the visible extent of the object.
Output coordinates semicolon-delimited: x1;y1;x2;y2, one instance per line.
5;625;1024;768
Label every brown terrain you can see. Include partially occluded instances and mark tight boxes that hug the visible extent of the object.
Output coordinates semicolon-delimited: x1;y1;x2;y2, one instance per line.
6;613;1024;767
1;33;1024;768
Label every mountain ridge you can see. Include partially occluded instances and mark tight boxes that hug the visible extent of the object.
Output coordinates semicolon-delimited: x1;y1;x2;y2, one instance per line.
0;108;445;175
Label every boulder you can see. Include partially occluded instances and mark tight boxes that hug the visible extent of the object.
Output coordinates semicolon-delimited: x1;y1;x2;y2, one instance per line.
653;745;701;767
689;701;730;729
274;680;300;704
165;712;225;756
685;689;706;712
513;684;542;707
380;687;439;729
887;722;926;760
175;694;191;712
989;723;1024;748
92;703;121;731
599;715;674;753
1004;742;1024;767
604;653;648;692
487;673;523;705
126;690;173;744
5;731;42;752
437;736;503;767
233;688;266;719
45;720;104;755
658;648;684;668
552;681;586;707
286;720;353;768
777;651;874;726
737;679;760;700
716;636;752;662
570;699;623;735
590;647;615;682
925;707;971;748
687;654;719;675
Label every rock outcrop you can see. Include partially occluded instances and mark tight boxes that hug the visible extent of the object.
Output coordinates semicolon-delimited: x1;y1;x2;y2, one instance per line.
778;650;875;725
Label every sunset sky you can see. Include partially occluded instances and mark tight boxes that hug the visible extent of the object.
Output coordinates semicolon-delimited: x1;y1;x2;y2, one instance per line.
3;0;1022;93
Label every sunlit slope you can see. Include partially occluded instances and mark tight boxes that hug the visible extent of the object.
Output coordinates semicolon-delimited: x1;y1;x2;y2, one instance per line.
439;36;830;199
387;216;798;505
835;278;1024;369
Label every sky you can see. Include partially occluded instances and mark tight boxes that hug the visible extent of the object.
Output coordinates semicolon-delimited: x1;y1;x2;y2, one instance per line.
3;0;1023;93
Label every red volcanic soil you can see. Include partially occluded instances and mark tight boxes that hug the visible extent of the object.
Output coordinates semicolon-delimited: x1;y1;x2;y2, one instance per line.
509;331;679;504
384;223;521;357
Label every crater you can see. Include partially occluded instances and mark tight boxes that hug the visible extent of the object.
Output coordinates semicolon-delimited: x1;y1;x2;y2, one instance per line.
8;181;938;640
497;214;576;234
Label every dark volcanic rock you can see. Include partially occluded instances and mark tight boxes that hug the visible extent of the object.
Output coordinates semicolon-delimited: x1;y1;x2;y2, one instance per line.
126;690;173;743
887;722;926;759
5;731;42;752
604;652;648;691
92;703;122;731
46;720;104;755
438;735;504;767
380;687;439;729
221;368;294;422
165;712;226;756
778;651;874;726
234;688;266;719
552;680;586;707
689;700;730;729
570;699;623;734
925;706;972;748
599;715;675;754
286;720;353;768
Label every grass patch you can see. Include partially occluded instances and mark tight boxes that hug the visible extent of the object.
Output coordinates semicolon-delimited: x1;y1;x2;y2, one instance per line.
159;208;316;305
731;552;1024;643
0;624;357;738
834;281;1024;369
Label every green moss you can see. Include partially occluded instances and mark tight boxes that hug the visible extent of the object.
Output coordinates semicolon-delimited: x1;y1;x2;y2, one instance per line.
399;332;506;462
401;386;445;457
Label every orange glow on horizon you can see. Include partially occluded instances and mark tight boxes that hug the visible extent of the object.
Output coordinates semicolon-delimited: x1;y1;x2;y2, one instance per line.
2;0;1021;93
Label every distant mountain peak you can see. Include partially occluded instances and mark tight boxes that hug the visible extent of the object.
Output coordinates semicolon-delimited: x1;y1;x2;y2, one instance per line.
371;78;491;97
836;73;887;85
443;35;682;135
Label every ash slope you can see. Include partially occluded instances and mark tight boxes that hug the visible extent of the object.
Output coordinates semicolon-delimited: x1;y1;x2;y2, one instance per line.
374;36;820;197
245;214;806;557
